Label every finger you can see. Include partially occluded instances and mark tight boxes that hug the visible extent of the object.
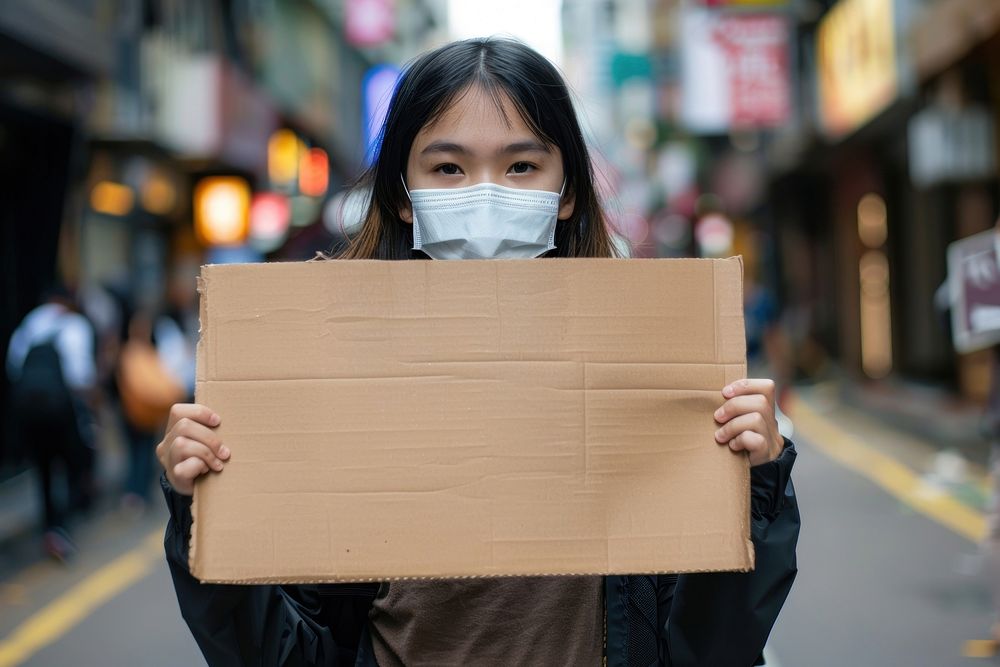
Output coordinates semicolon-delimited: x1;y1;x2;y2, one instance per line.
171;418;230;460
168;404;221;431
715;412;768;444
714;394;770;424
171;436;226;471
173;456;210;483
722;378;775;400
726;429;767;455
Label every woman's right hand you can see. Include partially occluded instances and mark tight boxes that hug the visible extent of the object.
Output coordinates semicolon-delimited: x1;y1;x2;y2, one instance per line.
156;404;230;496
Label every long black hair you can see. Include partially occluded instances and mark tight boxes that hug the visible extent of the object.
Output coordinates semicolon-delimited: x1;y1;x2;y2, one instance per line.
337;37;618;260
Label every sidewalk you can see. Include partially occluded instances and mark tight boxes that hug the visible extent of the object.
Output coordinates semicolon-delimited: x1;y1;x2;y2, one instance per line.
840;376;990;468
788;378;992;521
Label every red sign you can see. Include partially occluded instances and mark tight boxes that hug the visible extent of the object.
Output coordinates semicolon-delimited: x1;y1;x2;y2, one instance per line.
681;10;791;132
712;15;791;127
947;229;1000;353
346;0;395;48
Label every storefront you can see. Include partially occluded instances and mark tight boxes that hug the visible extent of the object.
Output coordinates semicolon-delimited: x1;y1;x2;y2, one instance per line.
766;0;1000;400
0;0;113;467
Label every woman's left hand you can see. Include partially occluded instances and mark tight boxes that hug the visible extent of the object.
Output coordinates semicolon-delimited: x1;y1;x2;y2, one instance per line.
713;378;784;467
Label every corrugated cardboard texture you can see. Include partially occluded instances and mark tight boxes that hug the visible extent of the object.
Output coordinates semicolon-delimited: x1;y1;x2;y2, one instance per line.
191;258;752;583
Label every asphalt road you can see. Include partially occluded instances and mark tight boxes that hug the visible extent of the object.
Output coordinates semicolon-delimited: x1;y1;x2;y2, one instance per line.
767;431;994;666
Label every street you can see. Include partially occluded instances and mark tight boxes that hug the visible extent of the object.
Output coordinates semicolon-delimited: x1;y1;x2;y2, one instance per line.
0;393;995;666
768;405;994;666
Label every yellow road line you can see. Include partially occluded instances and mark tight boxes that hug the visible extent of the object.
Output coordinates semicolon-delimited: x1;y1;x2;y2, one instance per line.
0;529;163;667
790;399;987;543
963;639;998;658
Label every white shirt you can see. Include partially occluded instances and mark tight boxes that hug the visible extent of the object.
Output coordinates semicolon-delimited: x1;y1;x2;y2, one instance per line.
5;303;96;390
154;315;196;395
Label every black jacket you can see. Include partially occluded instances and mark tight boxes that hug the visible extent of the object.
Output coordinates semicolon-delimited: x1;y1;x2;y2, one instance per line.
163;442;798;667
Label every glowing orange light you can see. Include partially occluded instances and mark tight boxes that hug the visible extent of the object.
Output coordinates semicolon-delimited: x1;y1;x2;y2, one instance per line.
299;148;329;197
194;176;250;246
141;173;177;215
90;181;134;217
268;129;299;185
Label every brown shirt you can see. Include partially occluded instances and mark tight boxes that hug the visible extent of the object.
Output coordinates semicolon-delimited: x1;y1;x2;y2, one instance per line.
369;576;604;666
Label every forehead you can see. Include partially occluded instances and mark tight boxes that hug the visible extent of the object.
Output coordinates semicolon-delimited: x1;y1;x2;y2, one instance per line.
413;86;541;148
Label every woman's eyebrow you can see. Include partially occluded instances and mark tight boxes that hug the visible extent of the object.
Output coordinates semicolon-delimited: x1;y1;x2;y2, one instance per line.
419;140;551;157
500;141;550;155
420;141;467;156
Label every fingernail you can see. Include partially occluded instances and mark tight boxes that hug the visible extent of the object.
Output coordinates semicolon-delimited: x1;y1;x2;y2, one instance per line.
723;385;734;397
714;430;724;442
213;460;224;471
210;414;221;426
220;446;230;459
714;408;724;420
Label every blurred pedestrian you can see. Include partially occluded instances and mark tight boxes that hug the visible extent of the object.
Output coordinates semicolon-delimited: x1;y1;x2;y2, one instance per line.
157;37;799;666
5;286;97;561
116;307;188;514
744;249;794;437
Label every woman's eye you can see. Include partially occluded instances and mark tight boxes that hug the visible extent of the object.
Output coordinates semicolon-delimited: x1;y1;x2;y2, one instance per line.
509;162;535;174
436;163;462;175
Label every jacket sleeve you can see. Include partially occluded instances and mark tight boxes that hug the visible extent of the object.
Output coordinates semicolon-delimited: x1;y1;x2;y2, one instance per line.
659;440;799;667
161;476;370;667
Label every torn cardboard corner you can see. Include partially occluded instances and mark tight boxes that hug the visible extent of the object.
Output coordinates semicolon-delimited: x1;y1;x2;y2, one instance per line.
191;257;752;584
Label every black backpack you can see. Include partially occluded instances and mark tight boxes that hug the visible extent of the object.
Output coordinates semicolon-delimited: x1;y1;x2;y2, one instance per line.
11;337;74;423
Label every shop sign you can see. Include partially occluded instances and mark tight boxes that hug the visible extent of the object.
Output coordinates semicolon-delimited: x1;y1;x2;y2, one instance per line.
680;9;791;132
145;40;224;156
816;0;897;136
908;106;996;188
144;36;275;173
947;229;1000;353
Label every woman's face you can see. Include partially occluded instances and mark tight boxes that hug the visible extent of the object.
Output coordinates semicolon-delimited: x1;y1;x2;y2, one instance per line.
399;86;575;224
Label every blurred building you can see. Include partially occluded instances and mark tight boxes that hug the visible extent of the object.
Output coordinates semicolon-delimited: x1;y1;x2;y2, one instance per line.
764;0;1000;401
0;0;446;468
566;0;1000;405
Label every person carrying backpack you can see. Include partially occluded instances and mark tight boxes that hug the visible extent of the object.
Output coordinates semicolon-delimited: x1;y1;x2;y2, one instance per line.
6;286;98;560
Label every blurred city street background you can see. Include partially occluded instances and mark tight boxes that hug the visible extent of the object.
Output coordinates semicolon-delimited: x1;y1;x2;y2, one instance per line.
3;0;1000;665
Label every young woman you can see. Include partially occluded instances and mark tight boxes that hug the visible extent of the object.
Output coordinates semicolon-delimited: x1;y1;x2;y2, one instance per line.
157;37;798;666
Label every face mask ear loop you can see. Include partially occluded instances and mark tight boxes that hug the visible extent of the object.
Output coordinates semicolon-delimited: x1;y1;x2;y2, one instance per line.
557;179;570;213
401;173;422;247
400;173;412;202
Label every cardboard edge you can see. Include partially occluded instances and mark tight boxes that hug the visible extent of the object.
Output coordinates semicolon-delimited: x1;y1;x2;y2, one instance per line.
196;268;209;384
728;255;753;570
189;267;210;578
195;566;756;585
189;486;200;578
192;257;756;581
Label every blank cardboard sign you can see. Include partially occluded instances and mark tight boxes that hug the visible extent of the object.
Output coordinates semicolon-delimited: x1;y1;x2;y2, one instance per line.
190;258;752;583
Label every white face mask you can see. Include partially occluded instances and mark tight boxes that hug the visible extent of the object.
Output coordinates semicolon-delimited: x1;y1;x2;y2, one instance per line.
404;181;562;260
